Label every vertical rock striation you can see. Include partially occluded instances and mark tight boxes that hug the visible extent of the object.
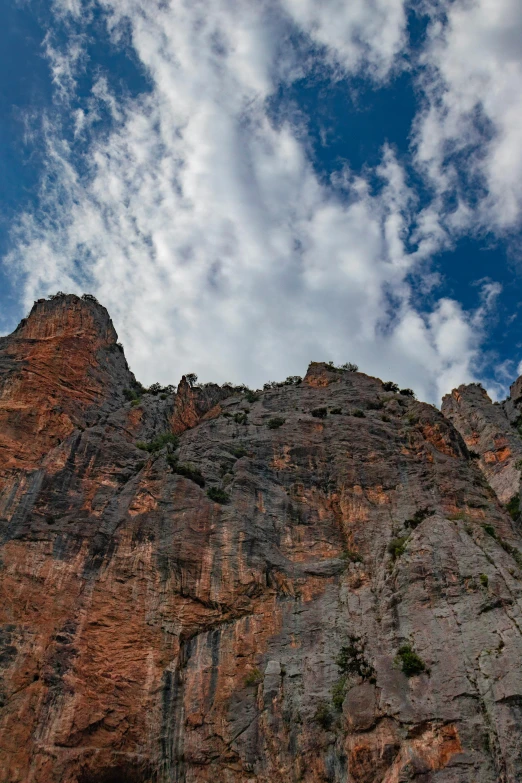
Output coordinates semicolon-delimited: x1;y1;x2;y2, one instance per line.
1;296;522;782
442;382;522;504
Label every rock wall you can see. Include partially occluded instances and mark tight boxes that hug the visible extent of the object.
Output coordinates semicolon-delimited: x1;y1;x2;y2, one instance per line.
442;383;522;504
2;296;522;782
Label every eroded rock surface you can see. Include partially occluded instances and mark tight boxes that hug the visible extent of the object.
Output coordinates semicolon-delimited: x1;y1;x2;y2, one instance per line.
2;296;522;783
442;382;522;504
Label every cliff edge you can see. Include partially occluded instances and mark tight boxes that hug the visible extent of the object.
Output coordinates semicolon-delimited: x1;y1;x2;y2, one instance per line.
1;295;522;783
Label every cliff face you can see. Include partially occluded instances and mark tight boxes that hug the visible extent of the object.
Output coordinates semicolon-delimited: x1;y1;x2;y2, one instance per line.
441;382;522;505
2;296;522;783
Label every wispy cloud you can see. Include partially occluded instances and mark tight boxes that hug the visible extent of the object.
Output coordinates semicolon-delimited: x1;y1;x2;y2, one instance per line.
3;0;511;402
414;0;522;234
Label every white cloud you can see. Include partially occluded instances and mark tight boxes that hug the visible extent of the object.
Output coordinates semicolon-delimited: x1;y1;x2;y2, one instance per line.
279;0;408;79
3;0;505;403
414;0;522;233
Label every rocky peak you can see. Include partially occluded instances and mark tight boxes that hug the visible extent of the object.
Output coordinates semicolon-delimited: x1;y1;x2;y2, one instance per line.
3;299;522;782
0;293;135;476
171;375;232;434
13;293;118;344
442;382;522;504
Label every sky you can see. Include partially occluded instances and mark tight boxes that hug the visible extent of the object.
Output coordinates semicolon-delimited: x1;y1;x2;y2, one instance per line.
1;0;522;403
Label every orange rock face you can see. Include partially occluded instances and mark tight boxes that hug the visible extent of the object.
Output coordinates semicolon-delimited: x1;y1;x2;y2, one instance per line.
2;296;522;783
442;383;522;503
0;295;135;478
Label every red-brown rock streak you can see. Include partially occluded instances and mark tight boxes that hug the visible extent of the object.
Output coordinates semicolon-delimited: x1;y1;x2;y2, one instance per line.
1;295;522;783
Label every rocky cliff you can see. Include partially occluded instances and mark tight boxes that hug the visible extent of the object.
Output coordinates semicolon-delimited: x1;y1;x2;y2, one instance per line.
2;294;522;783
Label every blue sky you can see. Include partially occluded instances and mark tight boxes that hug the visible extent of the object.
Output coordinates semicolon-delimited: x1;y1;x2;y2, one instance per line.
1;0;522;403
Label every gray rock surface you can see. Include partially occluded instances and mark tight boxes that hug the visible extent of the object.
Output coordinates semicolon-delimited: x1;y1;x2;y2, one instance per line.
1;301;522;782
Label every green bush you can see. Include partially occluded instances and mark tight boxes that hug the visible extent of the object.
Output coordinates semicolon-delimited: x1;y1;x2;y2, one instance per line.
342;548;363;563
382;381;399;393
396;644;426;677
267;417;285;429
331;675;348;711
480;573;489;588
506;494;520;520
400;388;416;398
136;433;179;453
207;487;230;504
341;362;358;372
482;524;497;540
366;400;384;411
381;414;391;423
123;388;138;402
130;398;141;407
244;667;263;687
311;407;328;419
173;463;205;487
388;536;408;561
234;412;248;425
231;445;248;458
314;701;333;730
405;507;431;529
352;409;366;418
147;382;162;395
244;390;260;403
336;636;374;680
330;407;342;415
497;538;522;568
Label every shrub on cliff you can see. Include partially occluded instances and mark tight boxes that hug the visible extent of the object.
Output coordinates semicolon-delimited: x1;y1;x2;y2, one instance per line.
311;407;327;418
207;487;230;504
136;433;179;453
81;293;100;304
400;388;416;398
382;381;399;393
396;644;426;677
506;494;520;520
172;463;205;487
331;676;348;711
404;507;431;529
314;701;333;730
388;536;408;560
336;636;374;680
267;417;285;429
146;383;163;395
244;668;263;687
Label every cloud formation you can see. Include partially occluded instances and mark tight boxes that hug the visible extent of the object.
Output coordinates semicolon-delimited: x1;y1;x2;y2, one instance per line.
415;0;522;233
4;0;518;402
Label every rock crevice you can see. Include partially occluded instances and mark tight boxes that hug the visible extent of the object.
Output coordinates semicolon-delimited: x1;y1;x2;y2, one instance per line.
1;297;522;782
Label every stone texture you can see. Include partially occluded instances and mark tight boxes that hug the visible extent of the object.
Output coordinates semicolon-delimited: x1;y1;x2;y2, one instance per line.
2;297;522;782
442;383;522;504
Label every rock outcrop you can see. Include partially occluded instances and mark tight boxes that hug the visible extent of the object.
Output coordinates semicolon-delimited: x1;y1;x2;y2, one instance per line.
442;382;522;504
2;295;522;783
